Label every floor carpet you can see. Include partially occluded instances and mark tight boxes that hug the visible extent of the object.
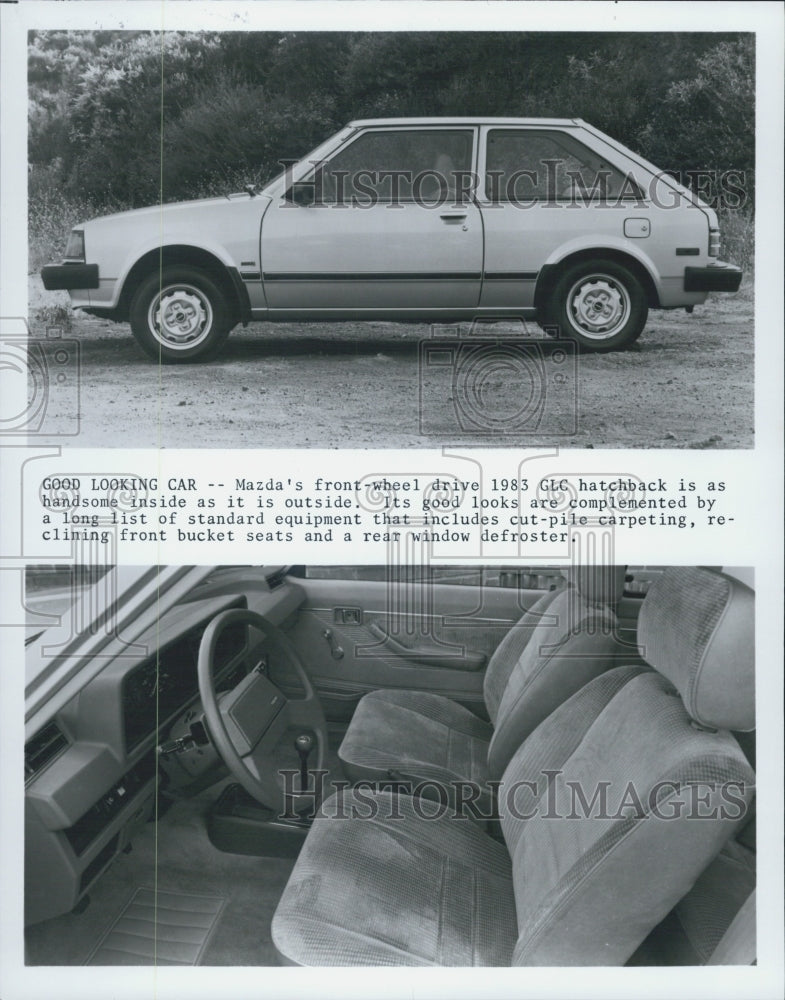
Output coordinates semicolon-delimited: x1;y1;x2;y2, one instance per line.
25;779;296;966
85;886;227;965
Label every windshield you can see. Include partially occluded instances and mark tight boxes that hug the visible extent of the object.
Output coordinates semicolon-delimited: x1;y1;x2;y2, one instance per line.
25;565;113;642
260;125;357;196
24;566;215;734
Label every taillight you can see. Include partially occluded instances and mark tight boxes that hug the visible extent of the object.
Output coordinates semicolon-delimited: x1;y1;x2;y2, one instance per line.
708;227;721;258
64;229;85;262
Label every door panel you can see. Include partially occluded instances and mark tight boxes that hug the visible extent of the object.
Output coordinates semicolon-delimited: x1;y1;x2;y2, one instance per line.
279;578;550;722
261;201;483;311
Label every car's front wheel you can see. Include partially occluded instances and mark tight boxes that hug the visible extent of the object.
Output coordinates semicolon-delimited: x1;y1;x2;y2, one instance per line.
542;260;648;351
129;266;233;362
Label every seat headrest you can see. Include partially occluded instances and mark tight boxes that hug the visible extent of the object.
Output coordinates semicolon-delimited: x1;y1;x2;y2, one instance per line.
561;565;626;607
637;567;755;731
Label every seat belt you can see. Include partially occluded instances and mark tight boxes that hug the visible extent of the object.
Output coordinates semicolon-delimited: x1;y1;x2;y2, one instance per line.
708;890;756;965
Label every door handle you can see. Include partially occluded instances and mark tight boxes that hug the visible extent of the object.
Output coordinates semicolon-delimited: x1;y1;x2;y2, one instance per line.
440;212;467;222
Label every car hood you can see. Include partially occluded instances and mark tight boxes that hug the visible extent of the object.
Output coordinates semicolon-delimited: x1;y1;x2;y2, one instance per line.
80;192;271;230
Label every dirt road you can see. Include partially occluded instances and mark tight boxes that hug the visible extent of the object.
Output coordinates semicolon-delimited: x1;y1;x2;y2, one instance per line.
27;277;753;449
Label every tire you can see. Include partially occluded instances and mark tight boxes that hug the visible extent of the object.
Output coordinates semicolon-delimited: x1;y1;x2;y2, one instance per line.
542;259;648;352
129;266;233;363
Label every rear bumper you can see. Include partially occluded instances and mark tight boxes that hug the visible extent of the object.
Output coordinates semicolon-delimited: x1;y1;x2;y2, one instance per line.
683;264;743;293
41;263;99;291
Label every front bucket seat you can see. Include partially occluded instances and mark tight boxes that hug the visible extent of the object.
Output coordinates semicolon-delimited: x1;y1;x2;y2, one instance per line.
338;565;633;810
272;567;755;966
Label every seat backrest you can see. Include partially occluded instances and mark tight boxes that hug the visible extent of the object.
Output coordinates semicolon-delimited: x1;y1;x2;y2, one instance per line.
497;567;755;966
483;565;632;777
629;835;756;965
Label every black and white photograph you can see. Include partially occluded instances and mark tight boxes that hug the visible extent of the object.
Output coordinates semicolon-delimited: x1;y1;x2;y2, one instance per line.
23;563;756;967
1;3;783;1000
26;26;756;448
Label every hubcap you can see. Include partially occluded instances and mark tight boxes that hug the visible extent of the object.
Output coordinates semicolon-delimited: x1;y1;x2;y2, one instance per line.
567;275;630;340
149;285;213;349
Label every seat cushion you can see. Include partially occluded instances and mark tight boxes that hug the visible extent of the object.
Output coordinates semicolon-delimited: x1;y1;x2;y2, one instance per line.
271;789;517;966
338;689;493;809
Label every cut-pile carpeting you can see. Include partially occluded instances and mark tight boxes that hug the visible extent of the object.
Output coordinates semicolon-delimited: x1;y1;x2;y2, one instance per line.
26;780;296;966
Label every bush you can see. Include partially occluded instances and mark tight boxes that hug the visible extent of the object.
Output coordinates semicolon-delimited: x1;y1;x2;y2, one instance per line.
717;205;754;273
158;74;338;200
30;31;755;215
28;162;129;272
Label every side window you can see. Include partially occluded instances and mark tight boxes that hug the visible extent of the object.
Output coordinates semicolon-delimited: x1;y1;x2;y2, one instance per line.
302;566;563;591
316;129;474;204
485;129;639;203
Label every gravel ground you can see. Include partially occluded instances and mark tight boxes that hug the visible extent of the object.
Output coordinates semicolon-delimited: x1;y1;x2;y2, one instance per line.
27;276;753;449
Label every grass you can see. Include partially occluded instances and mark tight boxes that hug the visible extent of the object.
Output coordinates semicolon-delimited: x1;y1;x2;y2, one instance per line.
32;302;73;334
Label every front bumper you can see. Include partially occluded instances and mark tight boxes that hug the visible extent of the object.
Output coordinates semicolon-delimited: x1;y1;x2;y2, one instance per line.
683;264;743;293
41;263;99;291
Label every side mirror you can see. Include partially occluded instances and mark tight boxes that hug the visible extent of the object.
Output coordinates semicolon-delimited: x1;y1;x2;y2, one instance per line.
285;181;316;207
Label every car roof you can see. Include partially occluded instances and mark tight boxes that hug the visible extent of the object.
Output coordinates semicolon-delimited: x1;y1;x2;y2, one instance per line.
348;117;585;128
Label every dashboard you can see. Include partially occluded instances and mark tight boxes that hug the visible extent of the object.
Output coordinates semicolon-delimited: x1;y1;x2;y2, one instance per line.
122;609;247;752
25;567;304;924
24;579;306;927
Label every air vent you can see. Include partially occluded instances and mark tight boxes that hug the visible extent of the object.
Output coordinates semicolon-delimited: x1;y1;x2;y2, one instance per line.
266;567;289;590
25;721;68;780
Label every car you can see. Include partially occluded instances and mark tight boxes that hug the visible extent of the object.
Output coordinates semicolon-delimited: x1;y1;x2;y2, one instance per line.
23;564;755;967
40;118;743;363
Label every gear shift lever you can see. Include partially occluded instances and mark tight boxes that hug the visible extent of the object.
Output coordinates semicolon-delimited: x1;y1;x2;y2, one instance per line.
294;733;314;793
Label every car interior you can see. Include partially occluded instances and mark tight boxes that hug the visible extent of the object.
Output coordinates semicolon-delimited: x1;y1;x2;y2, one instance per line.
23;564;756;967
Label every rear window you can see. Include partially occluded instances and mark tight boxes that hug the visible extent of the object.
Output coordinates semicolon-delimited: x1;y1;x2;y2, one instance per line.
485;129;642;203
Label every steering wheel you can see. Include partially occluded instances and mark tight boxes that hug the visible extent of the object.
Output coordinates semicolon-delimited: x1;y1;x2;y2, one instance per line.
197;608;328;813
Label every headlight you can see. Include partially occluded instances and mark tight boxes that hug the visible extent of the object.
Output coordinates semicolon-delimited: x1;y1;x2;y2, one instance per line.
64;229;85;262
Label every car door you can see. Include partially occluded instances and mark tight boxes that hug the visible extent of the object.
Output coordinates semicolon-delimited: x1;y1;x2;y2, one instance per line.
477;125;650;309
260;126;483;313
277;566;567;722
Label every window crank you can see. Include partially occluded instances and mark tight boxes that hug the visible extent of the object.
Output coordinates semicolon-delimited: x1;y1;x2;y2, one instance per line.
322;628;344;660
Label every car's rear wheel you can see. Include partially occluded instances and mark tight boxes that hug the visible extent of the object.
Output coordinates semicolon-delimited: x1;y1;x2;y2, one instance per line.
129;266;233;362
543;259;648;351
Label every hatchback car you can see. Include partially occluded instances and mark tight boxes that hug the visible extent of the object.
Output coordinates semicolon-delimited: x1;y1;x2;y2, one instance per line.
23;564;755;967
41;118;743;362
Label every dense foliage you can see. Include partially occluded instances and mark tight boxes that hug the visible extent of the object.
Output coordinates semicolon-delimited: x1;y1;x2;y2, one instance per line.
28;31;755;269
